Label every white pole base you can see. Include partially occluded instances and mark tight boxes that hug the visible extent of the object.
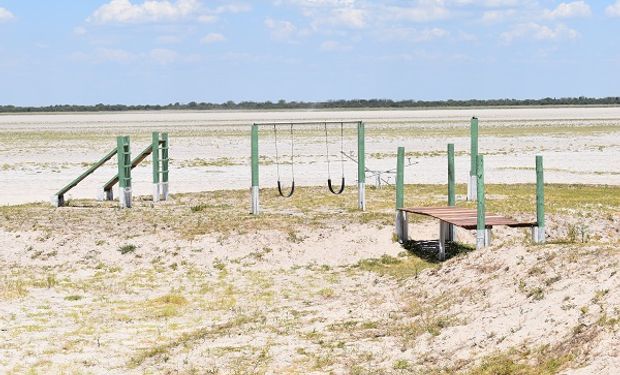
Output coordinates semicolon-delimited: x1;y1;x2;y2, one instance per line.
52;195;64;207
467;175;478;201
119;187;132;209
161;182;169;201
476;228;492;250
153;183;160;203
532;226;545;244
439;221;448;260
251;186;259;215
395;210;408;243
358;182;366;211
97;189;113;201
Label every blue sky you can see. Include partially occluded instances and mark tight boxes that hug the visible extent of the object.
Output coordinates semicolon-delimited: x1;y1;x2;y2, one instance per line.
0;0;619;105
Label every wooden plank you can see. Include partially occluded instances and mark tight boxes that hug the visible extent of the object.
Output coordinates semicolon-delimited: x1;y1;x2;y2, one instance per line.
398;206;537;230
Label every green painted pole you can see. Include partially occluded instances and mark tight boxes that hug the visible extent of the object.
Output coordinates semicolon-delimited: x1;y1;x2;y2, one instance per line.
395;146;407;242
161;132;169;200
152;132;161;202
447;143;456;242
396;147;404;209
476;154;486;249
468;117;479;201
357;121;366;211
117;136;132;208
535;155;545;243
152;132;160;183
448;143;455;206
251;124;260;214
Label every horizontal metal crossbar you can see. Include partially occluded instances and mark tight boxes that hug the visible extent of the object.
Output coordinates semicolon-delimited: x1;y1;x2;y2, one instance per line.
399;206;537;230
253;121;362;127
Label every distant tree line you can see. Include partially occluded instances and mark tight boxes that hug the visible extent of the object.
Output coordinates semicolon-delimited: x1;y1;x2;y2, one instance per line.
1;97;619;113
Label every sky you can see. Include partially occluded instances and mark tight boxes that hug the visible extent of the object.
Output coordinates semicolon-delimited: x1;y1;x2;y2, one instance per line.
0;0;619;106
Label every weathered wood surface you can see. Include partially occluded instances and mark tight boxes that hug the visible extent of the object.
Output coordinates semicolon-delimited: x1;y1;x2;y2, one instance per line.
398;207;537;230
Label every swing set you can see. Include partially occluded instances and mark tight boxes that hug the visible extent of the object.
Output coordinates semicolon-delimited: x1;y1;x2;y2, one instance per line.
250;121;366;214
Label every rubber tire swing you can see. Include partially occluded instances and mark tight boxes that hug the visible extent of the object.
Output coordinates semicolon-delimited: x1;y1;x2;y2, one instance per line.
274;124;295;198
325;122;346;195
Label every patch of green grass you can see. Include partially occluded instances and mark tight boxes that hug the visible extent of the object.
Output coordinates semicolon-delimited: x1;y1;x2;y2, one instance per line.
64;295;83;301
466;348;572;375
118;244;137;255
354;254;435;280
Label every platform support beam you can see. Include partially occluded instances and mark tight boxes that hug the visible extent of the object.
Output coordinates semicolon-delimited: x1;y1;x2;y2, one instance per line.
467;117;479;201
357;121;366;211
117;136;132;209
447;143;456;242
395;146;408;242
251;124;260;215
533;155;545;244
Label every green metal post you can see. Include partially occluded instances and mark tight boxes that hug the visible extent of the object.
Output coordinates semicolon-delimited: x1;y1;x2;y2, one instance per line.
396;147;404;209
117;136;132;208
447;143;456;242
468;117;479;201
161;132;169;200
395;146;407;242
357;121;366;211
152;132;161;202
251;124;260;214
476;154;486;249
448;143;455;206
534;155;545;243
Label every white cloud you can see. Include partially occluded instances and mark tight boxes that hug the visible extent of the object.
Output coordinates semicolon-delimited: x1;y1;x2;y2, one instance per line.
320;40;352;51
501;22;579;43
481;9;516;24
379;27;449;42
0;7;15;22
149;48;178;64
265;18;298;40
543;1;591;19
87;0;201;24
201;33;226;43
86;1;250;24
73;26;88;36
157;35;181;44
606;0;620;17
381;2;450;23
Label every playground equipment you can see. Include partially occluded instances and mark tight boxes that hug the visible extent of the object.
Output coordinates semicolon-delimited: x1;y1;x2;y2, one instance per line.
395;139;545;260
101;132;169;203
53;132;169;208
251;121;366;214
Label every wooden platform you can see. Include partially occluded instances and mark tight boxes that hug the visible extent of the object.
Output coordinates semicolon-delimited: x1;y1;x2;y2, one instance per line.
398;207;537;230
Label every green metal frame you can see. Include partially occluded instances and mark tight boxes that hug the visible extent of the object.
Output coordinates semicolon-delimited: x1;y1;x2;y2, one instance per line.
161;133;169;185
117;136;131;189
102;132;169;201
250;121;365;214
54;147;118;207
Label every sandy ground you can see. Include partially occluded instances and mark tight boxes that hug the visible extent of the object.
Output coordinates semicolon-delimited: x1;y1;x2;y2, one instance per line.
0;107;619;374
0;107;619;206
0;185;618;374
